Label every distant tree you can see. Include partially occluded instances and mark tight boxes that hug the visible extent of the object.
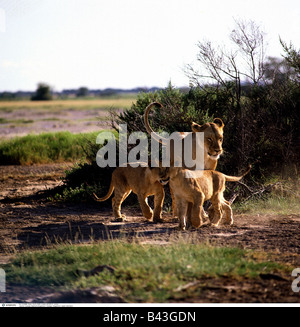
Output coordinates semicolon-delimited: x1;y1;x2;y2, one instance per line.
186;19;266;106
263;56;296;85
76;87;89;97
31;83;52;101
280;38;300;82
185;19;267;170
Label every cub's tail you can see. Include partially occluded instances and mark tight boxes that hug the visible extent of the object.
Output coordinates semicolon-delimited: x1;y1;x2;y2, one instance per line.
224;164;251;182
93;180;114;202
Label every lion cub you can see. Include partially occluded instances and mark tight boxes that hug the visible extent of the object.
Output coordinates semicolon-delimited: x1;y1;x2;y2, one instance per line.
93;166;169;222
168;165;251;230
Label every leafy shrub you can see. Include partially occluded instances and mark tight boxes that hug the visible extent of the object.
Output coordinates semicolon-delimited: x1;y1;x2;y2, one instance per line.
112;83;213;134
0;132;99;165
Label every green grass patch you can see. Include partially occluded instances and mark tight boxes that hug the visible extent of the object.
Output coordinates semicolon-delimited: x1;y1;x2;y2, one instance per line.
234;195;300;215
0;131;102;165
3;240;288;302
233;177;300;215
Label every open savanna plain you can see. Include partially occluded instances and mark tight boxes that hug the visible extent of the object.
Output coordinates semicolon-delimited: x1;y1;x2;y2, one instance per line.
0;97;300;303
0;97;135;139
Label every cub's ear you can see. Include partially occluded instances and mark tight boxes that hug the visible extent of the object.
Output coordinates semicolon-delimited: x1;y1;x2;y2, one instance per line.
213;118;224;129
191;122;208;132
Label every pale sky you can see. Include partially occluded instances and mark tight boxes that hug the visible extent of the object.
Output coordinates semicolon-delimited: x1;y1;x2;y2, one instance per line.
0;0;299;92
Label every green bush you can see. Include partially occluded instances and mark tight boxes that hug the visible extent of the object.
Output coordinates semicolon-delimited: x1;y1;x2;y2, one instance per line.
0;131;99;165
112;84;213;134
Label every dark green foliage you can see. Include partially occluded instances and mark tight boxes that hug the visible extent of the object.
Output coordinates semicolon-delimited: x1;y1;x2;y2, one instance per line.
31;83;53;101
114;80;300;180
112;83;213;135
55;162;115;203
60;74;300;203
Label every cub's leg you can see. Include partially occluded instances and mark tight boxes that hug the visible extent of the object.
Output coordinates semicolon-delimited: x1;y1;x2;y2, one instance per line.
189;202;210;227
176;198;188;230
186;202;192;229
137;194;153;220
190;193;205;228
152;186;165;223
112;190;131;221
210;196;223;227
169;184;177;217
222;200;233;225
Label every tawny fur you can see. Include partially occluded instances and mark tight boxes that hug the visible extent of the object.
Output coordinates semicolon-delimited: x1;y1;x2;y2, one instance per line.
168;165;251;230
144;102;225;216
93;166;169;222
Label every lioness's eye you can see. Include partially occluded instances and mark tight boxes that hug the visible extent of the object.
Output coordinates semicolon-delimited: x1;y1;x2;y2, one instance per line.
219;138;223;142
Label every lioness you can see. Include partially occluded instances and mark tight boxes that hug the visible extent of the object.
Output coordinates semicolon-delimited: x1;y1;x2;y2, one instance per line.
93;166;169;222
144;101;225;215
168;165;251;230
144;102;224;170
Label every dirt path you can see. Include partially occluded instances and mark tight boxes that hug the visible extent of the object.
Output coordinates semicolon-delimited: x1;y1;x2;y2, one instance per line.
0;164;300;303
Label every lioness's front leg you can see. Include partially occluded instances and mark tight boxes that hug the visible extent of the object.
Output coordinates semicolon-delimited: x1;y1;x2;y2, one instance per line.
137;194;153;220
153;187;165;223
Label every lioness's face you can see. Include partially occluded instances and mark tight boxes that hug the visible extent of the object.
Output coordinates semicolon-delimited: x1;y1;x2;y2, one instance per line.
191;118;224;161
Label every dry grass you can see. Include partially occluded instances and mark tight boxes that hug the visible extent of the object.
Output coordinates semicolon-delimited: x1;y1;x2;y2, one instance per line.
0;97;136;111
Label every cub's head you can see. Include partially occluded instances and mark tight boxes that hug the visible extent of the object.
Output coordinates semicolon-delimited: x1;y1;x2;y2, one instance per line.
158;167;170;185
150;166;170;185
191;118;224;161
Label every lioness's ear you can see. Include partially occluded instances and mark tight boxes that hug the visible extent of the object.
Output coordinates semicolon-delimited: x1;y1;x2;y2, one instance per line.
213;118;224;129
192;122;209;133
191;122;201;132
191;122;207;132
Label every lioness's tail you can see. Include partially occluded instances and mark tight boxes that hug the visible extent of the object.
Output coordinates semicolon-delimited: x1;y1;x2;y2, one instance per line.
93;181;114;202
144;102;168;145
224;165;251;182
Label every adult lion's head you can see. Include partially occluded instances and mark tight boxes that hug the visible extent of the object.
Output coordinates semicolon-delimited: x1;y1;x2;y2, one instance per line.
144;102;225;170
191;118;224;162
